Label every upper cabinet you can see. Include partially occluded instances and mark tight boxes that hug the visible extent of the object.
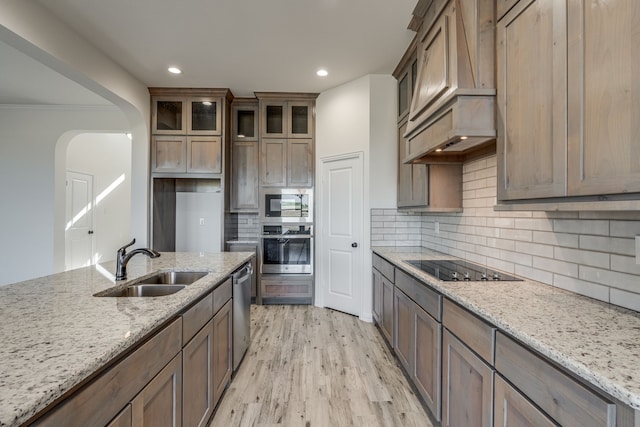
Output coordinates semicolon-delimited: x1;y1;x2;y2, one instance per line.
403;0;496;162
257;93;315;139
149;88;232;176
497;0;640;204
256;92;317;188
230;99;260;211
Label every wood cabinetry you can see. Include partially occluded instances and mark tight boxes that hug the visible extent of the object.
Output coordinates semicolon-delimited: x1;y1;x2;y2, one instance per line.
393;288;414;372
372;254;395;345
493;374;557;427
212;299;232;404
230;100;260;212
495;332;616;427
442;329;493;427
256;93;316;189
442;299;495;427
131;353;182;427
150;89;231;177
497;0;640;203
403;0;496;160
182;319;214;427
107;405;133;427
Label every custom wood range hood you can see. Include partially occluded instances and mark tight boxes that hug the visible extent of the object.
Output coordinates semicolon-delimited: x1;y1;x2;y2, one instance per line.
402;0;496;164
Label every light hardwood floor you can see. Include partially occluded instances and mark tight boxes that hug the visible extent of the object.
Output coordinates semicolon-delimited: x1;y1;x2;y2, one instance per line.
210;305;433;427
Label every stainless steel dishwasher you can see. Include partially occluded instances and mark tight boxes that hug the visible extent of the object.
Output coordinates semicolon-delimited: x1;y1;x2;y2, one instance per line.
232;262;252;371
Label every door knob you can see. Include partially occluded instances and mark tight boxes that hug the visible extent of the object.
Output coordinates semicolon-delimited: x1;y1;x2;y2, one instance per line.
351;242;358;248
88;230;94;235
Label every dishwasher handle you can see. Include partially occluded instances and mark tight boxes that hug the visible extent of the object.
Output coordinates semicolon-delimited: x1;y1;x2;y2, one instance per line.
232;263;253;281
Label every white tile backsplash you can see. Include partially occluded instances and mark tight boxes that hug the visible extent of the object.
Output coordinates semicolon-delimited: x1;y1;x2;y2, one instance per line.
372;154;640;311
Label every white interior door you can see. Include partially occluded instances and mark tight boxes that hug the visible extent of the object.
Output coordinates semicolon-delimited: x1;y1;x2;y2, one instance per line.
65;171;94;269
320;153;364;316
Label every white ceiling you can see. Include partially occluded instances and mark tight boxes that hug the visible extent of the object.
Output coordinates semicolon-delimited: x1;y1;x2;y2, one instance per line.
0;39;112;106
29;0;416;98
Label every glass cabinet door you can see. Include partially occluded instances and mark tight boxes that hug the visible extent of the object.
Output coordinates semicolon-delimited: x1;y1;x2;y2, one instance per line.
153;97;186;134
187;97;221;135
232;103;259;141
288;101;313;138
261;101;287;138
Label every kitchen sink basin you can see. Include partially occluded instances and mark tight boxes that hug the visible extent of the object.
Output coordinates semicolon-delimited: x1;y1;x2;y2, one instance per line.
103;284;187;297
137;271;208;285
96;270;209;297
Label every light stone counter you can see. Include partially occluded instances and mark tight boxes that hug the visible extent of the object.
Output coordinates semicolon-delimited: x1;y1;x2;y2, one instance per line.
0;252;253;427
373;246;640;411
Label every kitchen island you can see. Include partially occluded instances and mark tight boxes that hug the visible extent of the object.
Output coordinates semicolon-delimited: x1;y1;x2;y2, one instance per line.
373;246;640;424
0;251;253;427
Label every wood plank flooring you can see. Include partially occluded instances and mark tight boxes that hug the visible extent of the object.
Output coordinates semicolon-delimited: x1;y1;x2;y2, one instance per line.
210;305;433;427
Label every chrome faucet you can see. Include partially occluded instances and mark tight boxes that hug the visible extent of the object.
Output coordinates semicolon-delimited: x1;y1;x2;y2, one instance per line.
115;238;161;280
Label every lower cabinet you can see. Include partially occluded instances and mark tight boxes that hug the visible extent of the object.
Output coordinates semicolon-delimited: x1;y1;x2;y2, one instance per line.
131;354;183;427
372;268;383;324
212;299;233;405
393;288;414;372
182;320;215;427
493;374;556;427
442;329;494;427
107;406;133;427
414;304;441;421
381;275;394;345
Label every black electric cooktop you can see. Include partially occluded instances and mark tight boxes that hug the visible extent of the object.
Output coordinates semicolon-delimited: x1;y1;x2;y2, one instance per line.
405;259;522;282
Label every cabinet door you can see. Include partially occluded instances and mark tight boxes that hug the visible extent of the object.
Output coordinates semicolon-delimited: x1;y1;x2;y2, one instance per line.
261;139;287;186
153;97;186;134
212;299;232;406
152;136;187;173
381;276;394;346
372;269;383;324
287;101;313;138
107;405;132;427
442;329;493;427
566;0;640;196
261;100;287;138
233;104;259;141
187;97;221;135
397;121;428;207
131;353;182;427
393;288;414;374
497;0;567;200
230;141;259;211
183;320;214;427
414;305;442;422
287;139;313;187
494;375;557;427
187;136;222;173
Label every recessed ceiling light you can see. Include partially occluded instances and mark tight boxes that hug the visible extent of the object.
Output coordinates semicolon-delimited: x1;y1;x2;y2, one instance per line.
460;136;468;140
316;69;328;77
435;148;443;152
168;67;182;75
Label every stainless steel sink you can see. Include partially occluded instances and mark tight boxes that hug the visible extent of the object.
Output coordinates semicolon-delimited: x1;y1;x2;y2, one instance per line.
96;270;209;297
103;284;187;297
137;271;208;285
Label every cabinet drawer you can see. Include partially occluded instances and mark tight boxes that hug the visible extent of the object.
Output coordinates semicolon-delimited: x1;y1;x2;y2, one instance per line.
373;253;395;283
495;332;616;427
396;268;441;320
443;299;495;364
182;292;213;346
213;278;232;314
262;276;312;298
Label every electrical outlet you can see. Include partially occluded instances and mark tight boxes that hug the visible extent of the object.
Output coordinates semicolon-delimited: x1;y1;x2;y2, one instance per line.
435;222;440;234
636;236;640;264
199;218;205;226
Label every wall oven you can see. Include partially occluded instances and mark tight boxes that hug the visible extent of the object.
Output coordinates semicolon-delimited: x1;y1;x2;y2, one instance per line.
261;189;313;223
261;224;313;274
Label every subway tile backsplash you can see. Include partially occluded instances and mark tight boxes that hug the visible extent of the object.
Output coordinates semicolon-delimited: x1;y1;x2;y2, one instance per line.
372;154;640;312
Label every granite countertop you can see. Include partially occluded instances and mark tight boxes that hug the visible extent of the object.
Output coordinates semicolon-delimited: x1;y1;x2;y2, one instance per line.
0;251;253;427
373;246;640;411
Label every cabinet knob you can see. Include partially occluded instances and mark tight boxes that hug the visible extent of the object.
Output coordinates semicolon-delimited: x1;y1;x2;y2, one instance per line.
351;242;358;248
88;230;94;235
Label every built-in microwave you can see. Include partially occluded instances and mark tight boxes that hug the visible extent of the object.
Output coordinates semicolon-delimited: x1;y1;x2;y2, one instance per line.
261;189;313;223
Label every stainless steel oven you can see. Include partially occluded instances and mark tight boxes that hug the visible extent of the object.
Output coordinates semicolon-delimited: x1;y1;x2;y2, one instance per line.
261;189;313;223
261;224;313;274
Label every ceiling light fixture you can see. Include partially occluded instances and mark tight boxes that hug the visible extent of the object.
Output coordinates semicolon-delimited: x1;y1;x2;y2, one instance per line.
316;69;328;77
168;67;182;75
460;136;468;140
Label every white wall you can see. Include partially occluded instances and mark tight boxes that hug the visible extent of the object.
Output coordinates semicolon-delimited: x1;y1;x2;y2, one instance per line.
0;107;129;286
315;74;397;321
0;2;152;285
66;133;132;265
